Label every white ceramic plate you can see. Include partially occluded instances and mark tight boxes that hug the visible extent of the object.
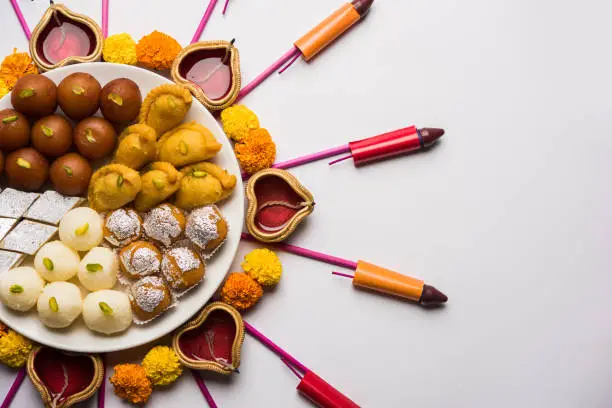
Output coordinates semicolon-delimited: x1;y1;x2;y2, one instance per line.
0;63;244;353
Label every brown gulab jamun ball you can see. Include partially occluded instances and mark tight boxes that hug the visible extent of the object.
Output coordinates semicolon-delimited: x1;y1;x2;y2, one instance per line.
0;151;4;176
99;78;142;123
50;153;92;196
11;74;58;117
0;109;30;151
31;114;73;157
73;117;117;160
57;72;102;121
5;148;49;191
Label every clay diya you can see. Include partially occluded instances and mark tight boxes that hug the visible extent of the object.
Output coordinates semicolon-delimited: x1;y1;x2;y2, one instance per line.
27;346;104;408
246;168;315;243
29;3;103;71
171;40;241;112
173;301;244;374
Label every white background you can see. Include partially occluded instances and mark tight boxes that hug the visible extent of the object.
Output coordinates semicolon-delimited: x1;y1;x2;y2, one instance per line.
1;0;612;407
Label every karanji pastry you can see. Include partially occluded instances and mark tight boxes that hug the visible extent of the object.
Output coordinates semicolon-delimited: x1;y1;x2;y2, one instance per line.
175;162;236;210
88;164;142;212
113;124;157;170
134;162;183;212
157;122;222;168
139;84;192;136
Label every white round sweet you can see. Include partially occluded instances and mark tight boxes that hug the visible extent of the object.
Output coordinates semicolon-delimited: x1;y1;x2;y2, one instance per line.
0;267;45;312
82;290;132;334
37;282;82;328
59;207;104;251
34;241;80;282
78;247;118;291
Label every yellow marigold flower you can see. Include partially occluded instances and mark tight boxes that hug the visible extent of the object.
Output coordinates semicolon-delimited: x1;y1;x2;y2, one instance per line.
0;48;38;89
220;272;263;311
103;33;138;65
0;79;9;100
141;346;183;386
110;363;152;405
220;105;259;142
0;330;32;368
136;31;182;70
235;128;276;175
241;248;282;287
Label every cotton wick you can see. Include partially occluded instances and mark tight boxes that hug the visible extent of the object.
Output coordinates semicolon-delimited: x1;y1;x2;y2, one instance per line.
222;38;235;64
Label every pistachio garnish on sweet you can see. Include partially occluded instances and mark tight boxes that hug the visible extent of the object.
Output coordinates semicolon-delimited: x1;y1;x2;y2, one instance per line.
85;128;96;143
86;263;103;273
63;165;74;176
41;125;54;137
72;85;85;95
108;93;123;106
43;258;54;271
75;222;90;236
1;115;18;124
49;297;59;312
16;157;31;169
19;88;35;98
98;301;113;315
9;284;24;294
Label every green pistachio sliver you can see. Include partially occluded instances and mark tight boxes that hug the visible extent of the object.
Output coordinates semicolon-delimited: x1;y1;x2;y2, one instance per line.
179;140;188;155
43;257;54;271
108;93;123;106
16;158;31;169
49;297;59;312
9;284;23;294
63;165;73;176
85;128;96;143
192;170;207;178
19;88;34;98
75;223;89;236
117;175;124;187
72;85;85;95
2;115;18;124
99;301;113;315
86;263;103;273
152;178;165;190
41;125;54;137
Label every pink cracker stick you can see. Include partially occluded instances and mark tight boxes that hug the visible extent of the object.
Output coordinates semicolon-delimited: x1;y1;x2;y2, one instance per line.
9;0;31;40
235;46;302;103
243;320;309;373
191;0;220;44
0;367;26;408
241;144;350;180
241;233;358;270
101;0;109;38
97;356;106;408
222;0;231;15
191;370;218;408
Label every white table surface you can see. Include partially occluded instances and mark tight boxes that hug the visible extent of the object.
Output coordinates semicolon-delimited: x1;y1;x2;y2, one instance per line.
2;0;612;407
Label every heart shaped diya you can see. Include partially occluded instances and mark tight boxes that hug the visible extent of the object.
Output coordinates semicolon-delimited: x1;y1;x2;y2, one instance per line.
27;346;104;408
246;169;315;243
29;3;103;72
173;301;244;374
171;40;241;112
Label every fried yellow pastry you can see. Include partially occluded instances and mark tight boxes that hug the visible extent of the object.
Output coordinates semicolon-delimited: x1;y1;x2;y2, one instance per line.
157;121;222;168
139;84;192;136
134;162;183;212
175;162;236;210
88;164;142;211
113;124;157;170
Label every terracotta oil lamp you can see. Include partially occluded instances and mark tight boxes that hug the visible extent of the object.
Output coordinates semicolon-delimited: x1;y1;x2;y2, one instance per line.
29;3;103;72
246;168;315;243
27;346;104;408
173;302;244;374
171;40;241;112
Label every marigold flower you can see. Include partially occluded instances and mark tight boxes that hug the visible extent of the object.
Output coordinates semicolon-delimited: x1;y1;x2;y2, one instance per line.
136;31;182;70
220;105;260;142
142;346;183;386
220;272;264;311
110;363;153;405
103;33;138;65
241;248;282;287
235;128;276;175
0;48;38;89
0;330;32;368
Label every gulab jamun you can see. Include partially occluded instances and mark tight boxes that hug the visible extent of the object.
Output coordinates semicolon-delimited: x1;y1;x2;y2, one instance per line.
11;74;58;117
5;148;49;191
50;153;92;196
0;151;4;176
73;117;117;160
99;78;141;123
0;109;30;151
31;115;73;157
57;72;102;120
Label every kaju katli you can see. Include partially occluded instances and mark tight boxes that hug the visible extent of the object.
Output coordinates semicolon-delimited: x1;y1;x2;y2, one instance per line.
241;233;448;306
236;0;374;102
242;125;445;180
244;321;359;408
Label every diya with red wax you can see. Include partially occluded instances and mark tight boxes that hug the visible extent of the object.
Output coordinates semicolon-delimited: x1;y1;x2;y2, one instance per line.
29;2;103;71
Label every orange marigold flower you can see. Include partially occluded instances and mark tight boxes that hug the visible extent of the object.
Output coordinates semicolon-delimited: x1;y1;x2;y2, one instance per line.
220;272;263;311
234;128;276;175
110;363;152;405
136;31;182;70
0;48;38;89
